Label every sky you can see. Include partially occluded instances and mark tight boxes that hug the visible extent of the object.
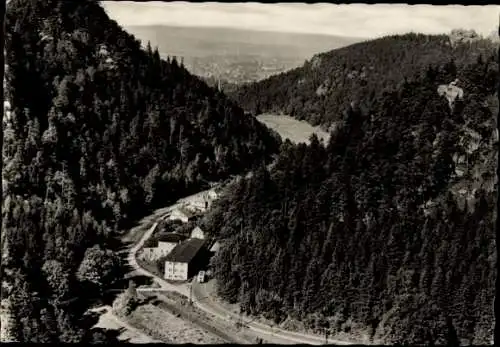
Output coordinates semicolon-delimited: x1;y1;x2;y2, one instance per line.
101;2;499;39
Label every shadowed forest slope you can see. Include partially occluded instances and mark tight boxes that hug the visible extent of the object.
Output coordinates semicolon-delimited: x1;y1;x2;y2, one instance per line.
203;40;498;345
231;33;496;129
1;0;280;342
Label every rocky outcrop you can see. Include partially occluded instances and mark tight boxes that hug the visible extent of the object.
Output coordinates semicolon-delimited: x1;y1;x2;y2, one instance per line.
449;29;481;46
437;79;464;111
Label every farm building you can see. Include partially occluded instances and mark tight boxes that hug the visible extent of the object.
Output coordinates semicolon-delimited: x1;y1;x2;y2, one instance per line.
163;238;208;281
183;187;224;213
208;187;222;200
184;193;210;213
168;207;195;223
190;226;205;240
140;233;186;261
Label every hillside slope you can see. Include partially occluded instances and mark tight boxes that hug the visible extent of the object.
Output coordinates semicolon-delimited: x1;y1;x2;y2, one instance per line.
1;0;280;342
202;40;498;345
231;33;496;128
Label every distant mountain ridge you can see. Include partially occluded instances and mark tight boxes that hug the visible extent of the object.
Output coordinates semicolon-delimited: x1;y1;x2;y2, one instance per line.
124;25;363;59
230;32;496;128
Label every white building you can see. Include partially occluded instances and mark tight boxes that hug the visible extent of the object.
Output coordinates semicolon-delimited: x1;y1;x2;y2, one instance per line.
140;233;186;261
197;271;206;283
183;187;223;213
190;226;205;240
207;188;221;200
157;240;179;257
168;207;195;223
164;238;207;281
184;194;209;213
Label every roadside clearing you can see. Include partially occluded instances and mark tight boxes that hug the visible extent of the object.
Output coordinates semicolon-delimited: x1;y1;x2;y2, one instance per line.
90;306;161;344
139;291;251;344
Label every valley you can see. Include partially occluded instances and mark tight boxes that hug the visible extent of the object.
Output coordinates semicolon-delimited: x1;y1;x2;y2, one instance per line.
1;1;497;345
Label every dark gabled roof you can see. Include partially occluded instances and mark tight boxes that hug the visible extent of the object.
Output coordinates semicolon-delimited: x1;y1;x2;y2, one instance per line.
163;238;206;263
157;233;186;243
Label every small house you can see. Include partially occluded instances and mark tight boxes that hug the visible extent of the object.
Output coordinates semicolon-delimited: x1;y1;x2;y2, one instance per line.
163;238;208;281
156;233;187;257
168;207;195;223
190;226;205;240
185;194;210;213
140;233;186;261
208;187;222;200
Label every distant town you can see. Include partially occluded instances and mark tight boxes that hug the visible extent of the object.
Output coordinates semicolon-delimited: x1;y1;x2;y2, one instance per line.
184;55;302;85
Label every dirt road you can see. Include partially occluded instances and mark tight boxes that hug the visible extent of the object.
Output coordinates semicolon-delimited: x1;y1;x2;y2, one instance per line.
123;170;361;345
125;199;193;298
126;198;356;345
192;280;355;345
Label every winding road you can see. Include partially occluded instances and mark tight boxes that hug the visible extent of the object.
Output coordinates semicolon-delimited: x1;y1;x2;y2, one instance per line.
125;189;356;345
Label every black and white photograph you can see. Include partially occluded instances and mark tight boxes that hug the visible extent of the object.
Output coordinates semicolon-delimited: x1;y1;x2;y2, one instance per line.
1;0;498;345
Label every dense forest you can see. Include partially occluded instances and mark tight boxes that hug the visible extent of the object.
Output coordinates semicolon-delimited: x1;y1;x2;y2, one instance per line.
1;0;279;342
231;33;496;129
203;47;498;344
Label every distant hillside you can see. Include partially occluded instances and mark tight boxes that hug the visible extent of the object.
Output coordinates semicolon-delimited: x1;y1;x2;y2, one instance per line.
202;34;498;345
231;33;496;128
2;0;280;343
122;25;363;84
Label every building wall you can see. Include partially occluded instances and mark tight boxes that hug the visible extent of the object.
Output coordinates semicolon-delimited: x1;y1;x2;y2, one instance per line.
140;242;177;261
191;227;205;240
208;190;219;200
168;210;189;223
157;241;177;257
184;196;209;213
164;261;189;281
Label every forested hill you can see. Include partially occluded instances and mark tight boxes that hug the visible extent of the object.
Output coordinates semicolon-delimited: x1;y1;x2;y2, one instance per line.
230;33;496;128
1;0;279;343
202;45;498;344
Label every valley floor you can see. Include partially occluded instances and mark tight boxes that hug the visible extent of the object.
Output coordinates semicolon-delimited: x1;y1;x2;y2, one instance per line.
256;114;330;145
115;183;361;345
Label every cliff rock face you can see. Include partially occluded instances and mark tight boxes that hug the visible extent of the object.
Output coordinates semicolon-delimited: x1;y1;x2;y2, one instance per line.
449;29;481;46
437;79;464;110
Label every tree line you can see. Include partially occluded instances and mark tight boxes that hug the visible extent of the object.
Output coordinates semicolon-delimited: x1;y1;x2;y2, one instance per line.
202;53;497;345
230;32;496;129
2;0;280;342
